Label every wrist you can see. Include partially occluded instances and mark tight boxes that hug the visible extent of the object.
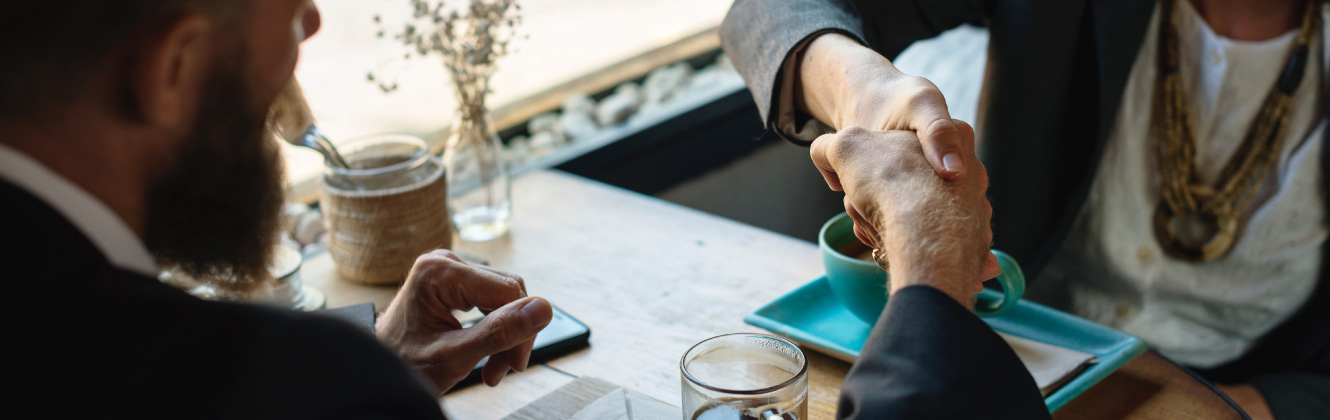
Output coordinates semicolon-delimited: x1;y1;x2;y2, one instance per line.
798;33;901;129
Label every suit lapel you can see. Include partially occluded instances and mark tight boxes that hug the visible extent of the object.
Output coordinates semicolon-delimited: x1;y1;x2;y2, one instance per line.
1089;0;1158;143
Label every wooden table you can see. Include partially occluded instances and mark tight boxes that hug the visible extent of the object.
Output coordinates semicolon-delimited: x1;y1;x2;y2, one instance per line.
302;170;1244;420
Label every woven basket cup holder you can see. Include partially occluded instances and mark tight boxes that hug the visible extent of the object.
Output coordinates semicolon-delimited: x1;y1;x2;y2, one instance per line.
319;136;452;285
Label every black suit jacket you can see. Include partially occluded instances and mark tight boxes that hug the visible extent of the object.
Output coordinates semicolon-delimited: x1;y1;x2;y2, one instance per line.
5;180;446;419
721;0;1330;418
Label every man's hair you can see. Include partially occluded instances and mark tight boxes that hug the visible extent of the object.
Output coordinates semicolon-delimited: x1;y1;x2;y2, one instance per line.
0;1;247;118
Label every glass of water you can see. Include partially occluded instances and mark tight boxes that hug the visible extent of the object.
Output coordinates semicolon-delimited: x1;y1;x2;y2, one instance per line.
681;333;808;420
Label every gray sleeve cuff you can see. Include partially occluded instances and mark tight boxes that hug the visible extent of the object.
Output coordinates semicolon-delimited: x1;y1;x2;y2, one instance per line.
1249;372;1330;420
720;0;866;146
774;30;841;145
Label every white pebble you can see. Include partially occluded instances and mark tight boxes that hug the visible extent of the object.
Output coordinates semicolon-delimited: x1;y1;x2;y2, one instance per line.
293;211;326;246
561;93;596;116
281;203;309;235
528;131;560;157
614;82;643;104
560;112;600;141
527;112;562;136
596;93;640;126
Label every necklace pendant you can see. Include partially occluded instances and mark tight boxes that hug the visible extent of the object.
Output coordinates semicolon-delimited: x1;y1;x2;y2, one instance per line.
1152;202;1238;262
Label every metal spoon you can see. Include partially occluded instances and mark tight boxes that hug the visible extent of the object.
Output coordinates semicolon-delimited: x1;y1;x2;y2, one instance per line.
299;125;351;169
269;79;350;168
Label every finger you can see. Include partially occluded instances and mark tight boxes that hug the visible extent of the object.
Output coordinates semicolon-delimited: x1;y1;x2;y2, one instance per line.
809;133;844;191
913;107;970;180
470;265;528;297
853;223;878;251
434;263;527;311
423;249;529;300
480;303;536;372
980;252;1001;281
424;248;466;263
952;119;977;158
454;297;552;364
503;332;536;372
844;198;878;249
482;354;512;387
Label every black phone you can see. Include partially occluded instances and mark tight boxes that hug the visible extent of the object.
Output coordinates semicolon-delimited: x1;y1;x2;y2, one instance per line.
452;304;590;388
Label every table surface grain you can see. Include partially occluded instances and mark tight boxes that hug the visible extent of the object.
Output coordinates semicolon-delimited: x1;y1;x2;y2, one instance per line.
301;170;1244;420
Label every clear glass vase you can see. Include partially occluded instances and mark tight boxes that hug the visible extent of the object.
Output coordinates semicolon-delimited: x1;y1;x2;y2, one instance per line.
444;114;512;241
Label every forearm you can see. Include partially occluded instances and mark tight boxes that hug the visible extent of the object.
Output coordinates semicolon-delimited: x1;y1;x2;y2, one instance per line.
797;33;908;131
837;286;1049;419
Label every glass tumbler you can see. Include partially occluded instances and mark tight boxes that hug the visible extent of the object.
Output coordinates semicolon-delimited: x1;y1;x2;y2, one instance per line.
681;333;808;420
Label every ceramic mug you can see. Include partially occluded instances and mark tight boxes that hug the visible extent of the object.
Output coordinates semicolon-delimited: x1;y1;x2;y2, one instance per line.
818;212;1025;324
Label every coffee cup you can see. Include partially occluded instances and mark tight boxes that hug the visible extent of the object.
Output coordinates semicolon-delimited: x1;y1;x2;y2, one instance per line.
818;212;1025;324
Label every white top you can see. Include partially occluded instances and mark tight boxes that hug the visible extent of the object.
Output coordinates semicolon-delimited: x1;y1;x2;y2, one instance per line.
1036;0;1329;368
0;143;158;276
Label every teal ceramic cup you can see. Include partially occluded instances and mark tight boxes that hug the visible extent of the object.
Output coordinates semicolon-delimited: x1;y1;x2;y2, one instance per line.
818;212;1025;324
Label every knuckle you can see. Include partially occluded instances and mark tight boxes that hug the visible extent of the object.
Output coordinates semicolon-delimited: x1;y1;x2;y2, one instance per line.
413;252;453;271
499;277;522;296
900;78;944;108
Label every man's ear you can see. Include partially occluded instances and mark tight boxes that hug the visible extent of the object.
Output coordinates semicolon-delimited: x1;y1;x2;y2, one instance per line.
129;15;211;127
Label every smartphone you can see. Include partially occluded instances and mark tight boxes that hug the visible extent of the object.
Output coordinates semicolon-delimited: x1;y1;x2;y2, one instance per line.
452;304;591;387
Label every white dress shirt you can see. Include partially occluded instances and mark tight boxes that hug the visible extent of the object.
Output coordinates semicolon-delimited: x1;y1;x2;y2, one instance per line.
0;143;158;276
774;2;1329;368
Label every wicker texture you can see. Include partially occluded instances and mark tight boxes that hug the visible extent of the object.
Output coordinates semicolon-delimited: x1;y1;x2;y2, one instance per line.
320;157;451;285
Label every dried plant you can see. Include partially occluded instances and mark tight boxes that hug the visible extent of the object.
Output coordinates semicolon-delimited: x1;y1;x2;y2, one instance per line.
370;0;522;138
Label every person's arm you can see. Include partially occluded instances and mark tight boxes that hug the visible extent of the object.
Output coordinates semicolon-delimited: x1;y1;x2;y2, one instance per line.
228;314;449;420
810;128;1047;419
720;0;991;177
839;286;1050;419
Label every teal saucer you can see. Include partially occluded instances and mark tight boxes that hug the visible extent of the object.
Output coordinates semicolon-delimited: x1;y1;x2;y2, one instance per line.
745;276;1148;413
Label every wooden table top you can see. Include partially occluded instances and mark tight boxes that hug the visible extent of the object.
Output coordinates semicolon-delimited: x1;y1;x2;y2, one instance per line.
301;170;1244;420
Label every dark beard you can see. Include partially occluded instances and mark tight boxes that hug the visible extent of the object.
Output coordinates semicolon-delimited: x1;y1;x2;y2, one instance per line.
144;62;285;296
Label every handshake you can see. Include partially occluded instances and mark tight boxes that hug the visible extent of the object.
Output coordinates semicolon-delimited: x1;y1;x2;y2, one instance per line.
809;127;1001;308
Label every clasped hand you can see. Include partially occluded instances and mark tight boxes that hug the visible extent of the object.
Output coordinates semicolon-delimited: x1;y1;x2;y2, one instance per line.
810;127;1000;306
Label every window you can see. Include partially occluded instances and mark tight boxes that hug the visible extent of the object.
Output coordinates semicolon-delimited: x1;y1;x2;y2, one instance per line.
285;0;731;201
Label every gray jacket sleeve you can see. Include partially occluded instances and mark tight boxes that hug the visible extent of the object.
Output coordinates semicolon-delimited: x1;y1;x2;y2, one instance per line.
719;0;991;144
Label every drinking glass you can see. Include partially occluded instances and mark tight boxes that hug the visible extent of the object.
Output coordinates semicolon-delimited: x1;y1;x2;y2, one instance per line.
681;333;808;420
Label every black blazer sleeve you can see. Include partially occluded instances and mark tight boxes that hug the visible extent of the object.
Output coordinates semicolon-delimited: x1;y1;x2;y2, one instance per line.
837;286;1049;419
719;0;992;143
1251;372;1330;420
224;314;448;420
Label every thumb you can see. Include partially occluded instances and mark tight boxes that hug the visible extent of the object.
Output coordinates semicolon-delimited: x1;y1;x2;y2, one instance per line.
457;296;552;360
809;132;844;191
914;112;971;181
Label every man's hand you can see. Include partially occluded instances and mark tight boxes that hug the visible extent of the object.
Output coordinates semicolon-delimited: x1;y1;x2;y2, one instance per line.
810;127;1000;306
797;33;970;179
375;250;553;393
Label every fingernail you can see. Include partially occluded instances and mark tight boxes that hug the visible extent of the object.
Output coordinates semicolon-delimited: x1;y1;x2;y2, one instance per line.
521;297;550;330
942;153;965;173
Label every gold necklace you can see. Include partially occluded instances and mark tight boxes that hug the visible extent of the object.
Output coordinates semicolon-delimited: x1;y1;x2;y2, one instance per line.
1152;0;1320;262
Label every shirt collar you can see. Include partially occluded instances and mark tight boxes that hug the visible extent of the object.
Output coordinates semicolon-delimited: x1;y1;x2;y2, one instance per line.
0;143;158;276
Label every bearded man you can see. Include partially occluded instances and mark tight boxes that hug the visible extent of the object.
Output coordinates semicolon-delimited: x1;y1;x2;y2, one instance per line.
722;0;1329;418
3;1;556;417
